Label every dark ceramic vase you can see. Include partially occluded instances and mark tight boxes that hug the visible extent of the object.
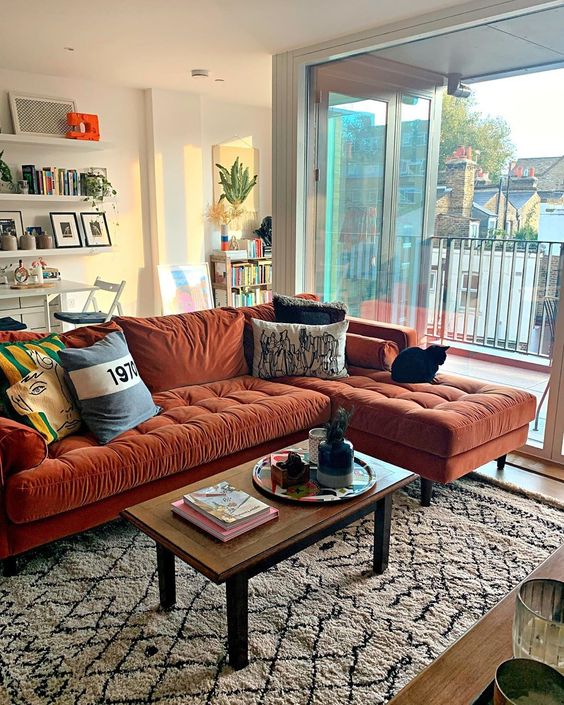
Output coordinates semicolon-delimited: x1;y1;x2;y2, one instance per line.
317;439;354;488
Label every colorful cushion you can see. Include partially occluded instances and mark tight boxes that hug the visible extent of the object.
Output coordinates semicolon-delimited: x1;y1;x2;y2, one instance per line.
273;294;347;325
6;353;81;443
251;318;348;380
58;331;161;444
0;334;80;443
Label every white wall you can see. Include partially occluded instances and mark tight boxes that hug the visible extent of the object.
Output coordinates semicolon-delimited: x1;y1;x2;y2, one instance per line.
0;68;154;316
0;72;272;317
145;89;272;274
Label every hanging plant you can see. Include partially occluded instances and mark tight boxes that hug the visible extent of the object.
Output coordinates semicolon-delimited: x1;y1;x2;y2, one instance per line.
0;151;14;192
82;168;118;226
82;169;117;208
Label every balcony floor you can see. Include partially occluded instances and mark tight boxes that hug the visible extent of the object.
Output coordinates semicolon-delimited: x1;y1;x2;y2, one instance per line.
443;353;549;446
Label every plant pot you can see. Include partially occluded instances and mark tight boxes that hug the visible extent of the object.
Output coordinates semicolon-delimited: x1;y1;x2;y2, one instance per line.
0;180;14;194
36;234;54;249
19;233;35;250
317;439;354;488
1;234;17;251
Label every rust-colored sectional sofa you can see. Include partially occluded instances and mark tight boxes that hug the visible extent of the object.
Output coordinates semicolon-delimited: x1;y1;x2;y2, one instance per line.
0;301;536;572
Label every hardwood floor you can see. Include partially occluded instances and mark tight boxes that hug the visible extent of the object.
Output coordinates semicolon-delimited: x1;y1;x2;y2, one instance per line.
475;455;564;503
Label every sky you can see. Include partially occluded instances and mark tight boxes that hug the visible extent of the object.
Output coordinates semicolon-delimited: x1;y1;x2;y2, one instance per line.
471;68;564;159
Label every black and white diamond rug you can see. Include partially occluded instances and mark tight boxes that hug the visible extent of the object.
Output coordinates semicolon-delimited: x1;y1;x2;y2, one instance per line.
0;478;562;705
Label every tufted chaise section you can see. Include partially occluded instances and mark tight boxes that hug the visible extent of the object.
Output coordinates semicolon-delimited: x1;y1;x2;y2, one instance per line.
278;367;536;483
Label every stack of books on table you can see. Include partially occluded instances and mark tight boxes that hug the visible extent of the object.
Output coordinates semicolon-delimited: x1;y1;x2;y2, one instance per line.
171;481;278;541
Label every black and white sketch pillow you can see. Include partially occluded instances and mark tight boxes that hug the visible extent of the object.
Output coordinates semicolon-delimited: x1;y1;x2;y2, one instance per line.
251;319;348;380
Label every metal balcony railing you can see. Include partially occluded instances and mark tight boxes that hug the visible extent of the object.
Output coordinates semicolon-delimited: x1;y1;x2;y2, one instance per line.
426;237;563;359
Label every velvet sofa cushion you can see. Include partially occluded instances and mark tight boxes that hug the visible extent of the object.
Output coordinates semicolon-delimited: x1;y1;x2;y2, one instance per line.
114;308;248;393
6;376;330;524
346;333;399;371
0;417;47;482
278;369;536;458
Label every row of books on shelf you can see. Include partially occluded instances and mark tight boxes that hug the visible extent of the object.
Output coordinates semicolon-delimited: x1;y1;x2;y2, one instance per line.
213;288;273;308
244;238;266;258
171;481;277;541
232;289;273;307
231;262;272;287
21;165;88;196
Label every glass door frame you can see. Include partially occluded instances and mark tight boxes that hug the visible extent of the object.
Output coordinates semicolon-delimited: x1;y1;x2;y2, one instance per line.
305;55;443;330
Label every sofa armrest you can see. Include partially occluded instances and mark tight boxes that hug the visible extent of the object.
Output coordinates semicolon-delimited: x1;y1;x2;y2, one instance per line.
346;333;399;370
346;316;416;352
0;418;47;483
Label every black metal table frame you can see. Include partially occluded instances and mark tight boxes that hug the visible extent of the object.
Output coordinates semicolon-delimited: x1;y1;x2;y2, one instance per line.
155;491;395;670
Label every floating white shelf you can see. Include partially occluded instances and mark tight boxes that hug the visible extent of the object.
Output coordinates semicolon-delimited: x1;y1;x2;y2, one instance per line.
0;247;114;259
0;193;87;204
0;133;113;150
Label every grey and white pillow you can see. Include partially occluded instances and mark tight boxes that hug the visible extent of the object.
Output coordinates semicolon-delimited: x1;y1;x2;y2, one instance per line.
58;331;160;444
251;318;348;380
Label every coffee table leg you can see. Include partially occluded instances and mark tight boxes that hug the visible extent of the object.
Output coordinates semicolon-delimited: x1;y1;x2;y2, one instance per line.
156;543;176;609
373;493;392;574
226;573;249;669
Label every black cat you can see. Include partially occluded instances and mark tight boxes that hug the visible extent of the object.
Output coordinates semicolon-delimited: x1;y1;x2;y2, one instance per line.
391;345;449;384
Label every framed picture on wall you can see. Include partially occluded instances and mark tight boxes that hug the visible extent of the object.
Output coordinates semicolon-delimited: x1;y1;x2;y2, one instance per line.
157;264;213;315
80;211;112;247
50;212;82;248
0;211;24;239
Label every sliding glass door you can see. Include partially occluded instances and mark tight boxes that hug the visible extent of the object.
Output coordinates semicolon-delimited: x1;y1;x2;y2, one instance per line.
308;56;440;327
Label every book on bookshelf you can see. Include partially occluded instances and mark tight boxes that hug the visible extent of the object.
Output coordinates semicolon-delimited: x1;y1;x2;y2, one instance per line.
171;499;278;542
184;481;270;526
20;164;82;196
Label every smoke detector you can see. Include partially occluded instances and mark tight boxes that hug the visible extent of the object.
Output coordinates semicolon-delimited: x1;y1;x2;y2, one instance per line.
191;69;209;79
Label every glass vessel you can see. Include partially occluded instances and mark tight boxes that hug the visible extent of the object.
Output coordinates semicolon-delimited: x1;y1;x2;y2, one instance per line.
317;439;354;488
513;578;564;674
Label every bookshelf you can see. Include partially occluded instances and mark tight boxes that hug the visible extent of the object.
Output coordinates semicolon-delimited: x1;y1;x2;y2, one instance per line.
210;253;272;308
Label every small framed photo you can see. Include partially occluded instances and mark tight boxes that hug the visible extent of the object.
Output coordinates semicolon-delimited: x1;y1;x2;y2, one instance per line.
50;212;82;248
80;211;112;247
0;211;24;239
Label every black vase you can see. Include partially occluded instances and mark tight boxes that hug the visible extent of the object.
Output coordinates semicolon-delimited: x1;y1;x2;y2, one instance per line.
317;439;354;488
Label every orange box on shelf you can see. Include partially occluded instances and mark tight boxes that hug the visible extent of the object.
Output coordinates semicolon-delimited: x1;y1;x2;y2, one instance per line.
66;112;100;141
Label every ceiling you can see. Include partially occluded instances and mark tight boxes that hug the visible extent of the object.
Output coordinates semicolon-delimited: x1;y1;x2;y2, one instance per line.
0;0;483;106
375;6;564;82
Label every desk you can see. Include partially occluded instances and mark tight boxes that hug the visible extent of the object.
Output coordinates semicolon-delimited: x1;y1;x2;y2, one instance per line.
0;280;98;332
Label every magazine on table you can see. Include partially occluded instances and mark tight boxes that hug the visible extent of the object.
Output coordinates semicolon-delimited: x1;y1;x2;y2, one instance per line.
183;481;270;527
171;500;277;542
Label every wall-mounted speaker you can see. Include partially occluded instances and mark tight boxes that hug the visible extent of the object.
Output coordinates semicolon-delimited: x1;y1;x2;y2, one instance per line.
9;93;77;137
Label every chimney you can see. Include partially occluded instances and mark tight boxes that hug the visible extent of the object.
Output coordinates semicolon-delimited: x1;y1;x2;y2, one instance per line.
510;164;538;191
444;146;477;217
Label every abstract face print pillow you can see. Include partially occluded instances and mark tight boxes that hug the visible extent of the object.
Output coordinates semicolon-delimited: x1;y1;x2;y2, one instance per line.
251;319;348;379
6;352;81;443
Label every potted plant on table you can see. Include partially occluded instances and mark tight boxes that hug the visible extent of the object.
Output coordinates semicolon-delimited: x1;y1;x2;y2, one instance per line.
317;407;355;489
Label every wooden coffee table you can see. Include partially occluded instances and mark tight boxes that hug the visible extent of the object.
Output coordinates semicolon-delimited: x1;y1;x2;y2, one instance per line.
122;446;415;669
389;544;564;704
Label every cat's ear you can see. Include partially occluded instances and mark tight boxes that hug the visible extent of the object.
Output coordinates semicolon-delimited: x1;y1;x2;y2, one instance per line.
442;346;450;351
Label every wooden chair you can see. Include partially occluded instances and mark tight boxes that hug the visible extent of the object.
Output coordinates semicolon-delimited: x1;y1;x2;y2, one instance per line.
54;277;125;325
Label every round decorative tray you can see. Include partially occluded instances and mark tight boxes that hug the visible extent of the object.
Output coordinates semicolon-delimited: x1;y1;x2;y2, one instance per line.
252;449;377;503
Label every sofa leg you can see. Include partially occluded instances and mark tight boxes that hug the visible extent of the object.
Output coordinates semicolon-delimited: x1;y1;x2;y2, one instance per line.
496;454;507;471
420;478;433;507
2;556;18;577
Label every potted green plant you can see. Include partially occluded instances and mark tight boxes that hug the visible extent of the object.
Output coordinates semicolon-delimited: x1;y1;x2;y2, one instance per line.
216;157;257;212
0;151;14;193
317;407;355;488
82;169;117;210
